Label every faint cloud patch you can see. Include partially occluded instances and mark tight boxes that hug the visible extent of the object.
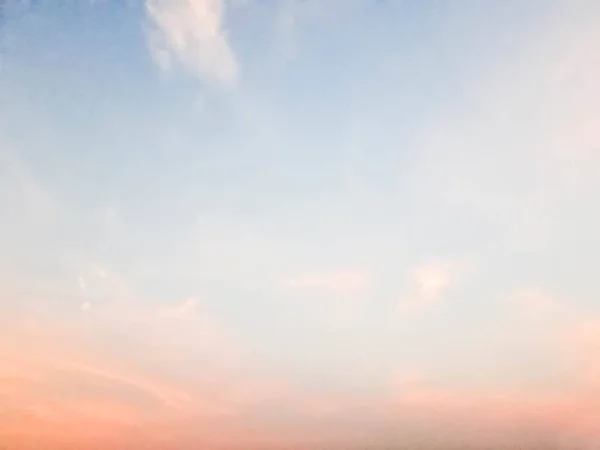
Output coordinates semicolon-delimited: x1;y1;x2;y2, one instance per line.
398;260;466;314
145;0;238;85
74;264;136;315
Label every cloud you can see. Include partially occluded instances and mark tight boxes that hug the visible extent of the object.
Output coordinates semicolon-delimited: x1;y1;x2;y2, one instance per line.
77;276;86;291
0;320;357;449
62;362;192;410
73;265;137;314
0;333;193;413
145;0;238;85
0;319;270;448
397;260;465;314
0;350;153;447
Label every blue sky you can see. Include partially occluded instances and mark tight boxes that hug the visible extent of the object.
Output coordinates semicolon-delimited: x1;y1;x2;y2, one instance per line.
1;0;600;448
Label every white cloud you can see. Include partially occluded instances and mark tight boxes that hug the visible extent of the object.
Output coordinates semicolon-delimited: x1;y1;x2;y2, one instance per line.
71;264;138;316
145;0;238;85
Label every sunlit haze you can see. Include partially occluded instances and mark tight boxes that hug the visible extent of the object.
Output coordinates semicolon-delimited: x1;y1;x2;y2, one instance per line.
1;0;600;448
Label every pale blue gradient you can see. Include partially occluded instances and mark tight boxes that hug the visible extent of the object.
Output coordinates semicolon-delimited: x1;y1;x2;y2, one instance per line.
2;2;600;446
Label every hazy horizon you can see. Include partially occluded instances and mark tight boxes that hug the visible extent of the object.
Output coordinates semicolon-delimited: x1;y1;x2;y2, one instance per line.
1;0;600;448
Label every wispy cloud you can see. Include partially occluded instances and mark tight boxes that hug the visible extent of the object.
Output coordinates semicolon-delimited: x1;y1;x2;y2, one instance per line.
0;332;192;412
145;0;238;85
74;265;136;314
0;320;359;449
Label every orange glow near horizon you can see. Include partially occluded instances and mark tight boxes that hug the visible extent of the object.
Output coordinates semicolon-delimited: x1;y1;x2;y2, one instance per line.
3;0;600;448
0;316;599;449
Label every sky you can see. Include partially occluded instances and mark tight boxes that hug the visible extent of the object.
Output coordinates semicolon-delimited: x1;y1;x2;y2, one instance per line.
1;0;600;448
